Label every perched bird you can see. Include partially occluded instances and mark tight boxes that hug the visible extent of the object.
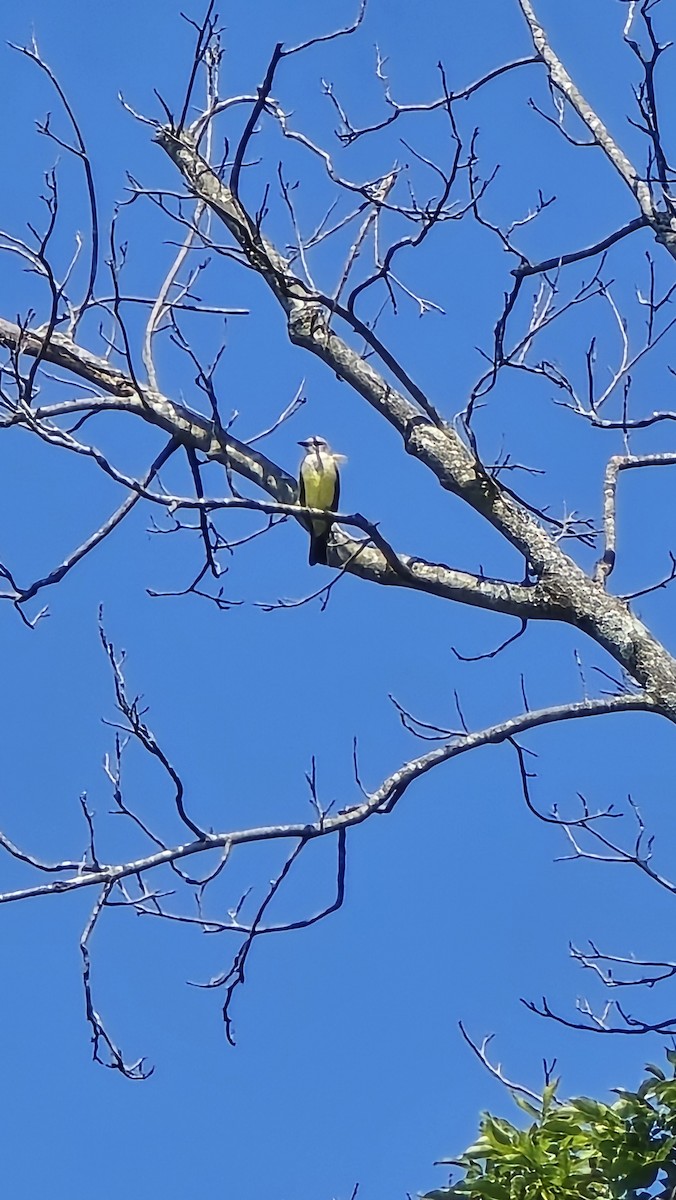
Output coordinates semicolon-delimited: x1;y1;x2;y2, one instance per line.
297;435;345;565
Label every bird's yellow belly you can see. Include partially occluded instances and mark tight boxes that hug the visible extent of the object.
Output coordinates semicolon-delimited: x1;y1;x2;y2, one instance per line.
303;465;336;510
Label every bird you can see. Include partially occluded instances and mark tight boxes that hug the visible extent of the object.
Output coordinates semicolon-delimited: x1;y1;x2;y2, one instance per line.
297;436;345;565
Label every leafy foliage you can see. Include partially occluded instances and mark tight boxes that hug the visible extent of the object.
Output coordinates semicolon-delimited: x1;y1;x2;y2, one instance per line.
424;1054;676;1200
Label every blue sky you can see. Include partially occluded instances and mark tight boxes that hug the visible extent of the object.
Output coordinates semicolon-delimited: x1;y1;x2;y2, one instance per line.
2;1;676;1197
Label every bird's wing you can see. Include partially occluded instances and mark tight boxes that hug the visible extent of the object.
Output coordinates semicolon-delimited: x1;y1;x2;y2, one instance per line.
297;467;314;534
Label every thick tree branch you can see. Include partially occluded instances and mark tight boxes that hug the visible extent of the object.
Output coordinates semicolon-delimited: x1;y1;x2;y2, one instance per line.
0;318;560;620
153;128;676;715
517;0;676;265
596;452;676;587
516;0;655;219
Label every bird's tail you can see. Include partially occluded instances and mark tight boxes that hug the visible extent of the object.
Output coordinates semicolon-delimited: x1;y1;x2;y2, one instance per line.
308;522;330;566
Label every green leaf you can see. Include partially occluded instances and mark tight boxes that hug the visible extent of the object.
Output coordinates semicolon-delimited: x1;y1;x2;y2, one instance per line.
512;1094;542;1121
461;1140;493;1160
644;1063;666;1082
569;1097;610;1121
623;1162;660;1189
541;1080;560;1113
428;1054;676;1200
483;1118;516;1148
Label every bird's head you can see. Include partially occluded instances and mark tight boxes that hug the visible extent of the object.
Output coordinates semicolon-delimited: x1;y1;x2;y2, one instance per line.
298;436;347;465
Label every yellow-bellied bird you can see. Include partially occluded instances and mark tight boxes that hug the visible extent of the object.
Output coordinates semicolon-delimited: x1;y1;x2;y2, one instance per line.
298;436;345;565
